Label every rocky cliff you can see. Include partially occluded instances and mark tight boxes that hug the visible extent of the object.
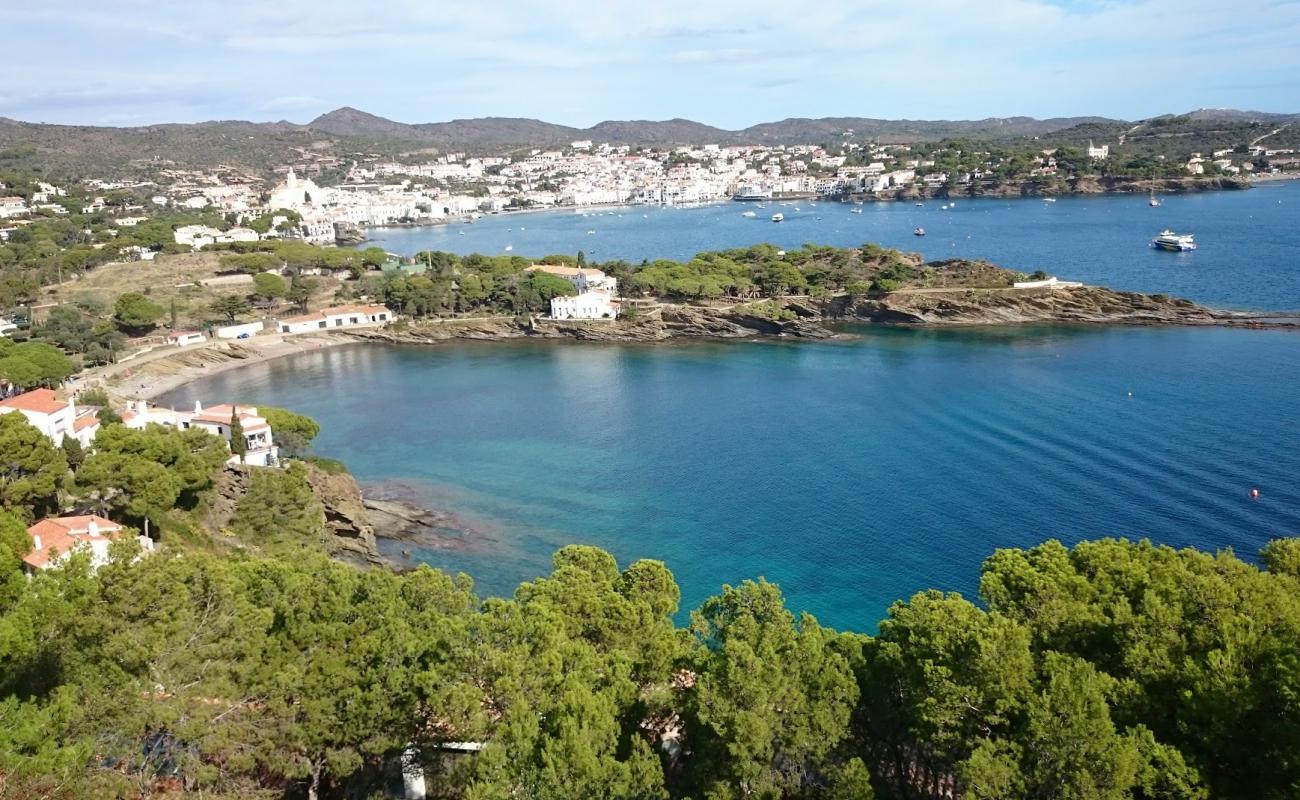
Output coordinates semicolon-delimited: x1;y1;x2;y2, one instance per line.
205;463;385;566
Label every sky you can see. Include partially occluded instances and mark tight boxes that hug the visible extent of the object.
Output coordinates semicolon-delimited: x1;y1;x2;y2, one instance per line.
3;0;1299;128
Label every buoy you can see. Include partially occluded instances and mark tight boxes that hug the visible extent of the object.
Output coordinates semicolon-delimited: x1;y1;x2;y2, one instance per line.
1250;488;1260;500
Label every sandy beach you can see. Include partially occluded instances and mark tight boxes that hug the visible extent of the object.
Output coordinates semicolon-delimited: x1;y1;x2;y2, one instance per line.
83;332;365;403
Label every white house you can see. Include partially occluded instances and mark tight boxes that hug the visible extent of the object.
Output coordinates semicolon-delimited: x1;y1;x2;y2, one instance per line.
122;400;279;467
23;515;153;574
276;304;394;335
0;197;29;218
173;224;222;249
0;388;99;447
0;318;17;337
550;289;619;320
166;330;206;347
1087;140;1110;160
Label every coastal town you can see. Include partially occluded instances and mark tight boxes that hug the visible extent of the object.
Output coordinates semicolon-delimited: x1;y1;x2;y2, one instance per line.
3;128;1296;255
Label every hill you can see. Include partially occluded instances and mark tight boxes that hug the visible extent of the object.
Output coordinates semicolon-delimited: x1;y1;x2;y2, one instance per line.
1;107;1296;175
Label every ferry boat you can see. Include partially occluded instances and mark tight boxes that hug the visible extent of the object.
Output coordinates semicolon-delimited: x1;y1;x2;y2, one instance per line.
1152;230;1196;251
771;213;784;222
913;227;926;236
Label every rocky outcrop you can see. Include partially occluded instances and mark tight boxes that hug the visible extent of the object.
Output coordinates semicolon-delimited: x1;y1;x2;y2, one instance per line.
301;463;384;567
840;286;1224;326
204;462;384;566
334;221;367;245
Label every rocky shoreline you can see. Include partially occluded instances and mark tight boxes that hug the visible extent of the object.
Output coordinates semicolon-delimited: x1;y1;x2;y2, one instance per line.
346;285;1293;348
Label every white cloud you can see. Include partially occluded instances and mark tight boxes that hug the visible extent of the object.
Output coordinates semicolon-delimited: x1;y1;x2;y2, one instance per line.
2;0;1296;126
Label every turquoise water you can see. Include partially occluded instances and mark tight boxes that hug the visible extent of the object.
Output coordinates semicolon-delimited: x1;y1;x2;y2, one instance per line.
365;180;1300;311
162;326;1300;630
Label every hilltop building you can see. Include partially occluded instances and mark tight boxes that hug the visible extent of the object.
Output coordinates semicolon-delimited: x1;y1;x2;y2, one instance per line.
1087;140;1110;160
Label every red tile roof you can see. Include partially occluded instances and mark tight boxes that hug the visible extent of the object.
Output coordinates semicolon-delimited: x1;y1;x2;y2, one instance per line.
0;388;69;415
24;515;123;570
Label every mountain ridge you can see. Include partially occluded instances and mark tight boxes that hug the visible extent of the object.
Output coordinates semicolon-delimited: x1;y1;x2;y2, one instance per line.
2;107;1296;174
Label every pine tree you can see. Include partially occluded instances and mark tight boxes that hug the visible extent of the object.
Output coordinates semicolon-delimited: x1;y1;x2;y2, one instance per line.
229;407;247;464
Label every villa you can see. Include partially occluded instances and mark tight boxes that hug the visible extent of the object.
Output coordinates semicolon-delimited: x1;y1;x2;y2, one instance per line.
276;304;394;335
122;400;279;467
0;388;100;447
22;514;154;573
550;289;619;320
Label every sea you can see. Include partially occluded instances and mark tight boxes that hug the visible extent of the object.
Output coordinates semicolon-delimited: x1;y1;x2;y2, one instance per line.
162;181;1300;631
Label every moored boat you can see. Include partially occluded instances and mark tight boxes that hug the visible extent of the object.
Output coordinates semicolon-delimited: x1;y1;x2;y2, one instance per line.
913;227;926;236
771;213;784;222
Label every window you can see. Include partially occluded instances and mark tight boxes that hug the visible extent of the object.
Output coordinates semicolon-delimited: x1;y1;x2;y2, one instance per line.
334;319;343;326
349;317;358;324
318;321;327;329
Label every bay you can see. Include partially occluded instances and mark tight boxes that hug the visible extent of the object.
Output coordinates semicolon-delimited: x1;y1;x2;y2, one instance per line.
161;325;1300;631
364;180;1300;311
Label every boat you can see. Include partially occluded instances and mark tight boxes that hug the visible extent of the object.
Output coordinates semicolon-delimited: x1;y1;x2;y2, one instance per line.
771;213;784;222
1043;197;1057;203
915;202;924;207
1149;172;1161;207
1151;230;1196;251
504;245;513;252
913;227;926;236
741;210;757;218
851;207;864;214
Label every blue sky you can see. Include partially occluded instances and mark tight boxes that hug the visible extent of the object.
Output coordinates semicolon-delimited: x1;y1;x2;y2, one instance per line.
4;0;1298;127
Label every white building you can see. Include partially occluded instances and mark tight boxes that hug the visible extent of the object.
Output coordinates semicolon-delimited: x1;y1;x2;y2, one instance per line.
173;224;223;249
166;331;206;347
0;197;29;218
269;168;323;211
23;515;154;574
276;304;394;335
0;389;99;447
122;400;279;467
1087;140;1110;160
550;290;619;321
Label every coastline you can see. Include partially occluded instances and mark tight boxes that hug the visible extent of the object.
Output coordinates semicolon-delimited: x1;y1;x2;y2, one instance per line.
98;289;1299;405
348;176;1269;245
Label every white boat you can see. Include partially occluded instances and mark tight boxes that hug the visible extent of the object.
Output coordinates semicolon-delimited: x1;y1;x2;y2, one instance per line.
771;213;784;222
1152;230;1196;251
1043;197;1057;203
742;210;757;218
913;227;926;236
587;229;596;235
504;245;513;251
915;202;924;207
851;207;864;214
